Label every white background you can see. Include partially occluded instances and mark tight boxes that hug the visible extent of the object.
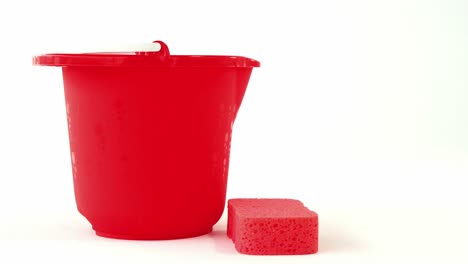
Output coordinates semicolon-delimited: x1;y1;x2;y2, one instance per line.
1;0;467;263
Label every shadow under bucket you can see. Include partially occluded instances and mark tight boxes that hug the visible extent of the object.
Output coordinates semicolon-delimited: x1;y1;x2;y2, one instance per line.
33;40;260;240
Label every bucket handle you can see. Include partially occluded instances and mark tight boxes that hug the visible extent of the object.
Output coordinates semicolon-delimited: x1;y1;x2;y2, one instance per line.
135;40;170;57
76;40;170;56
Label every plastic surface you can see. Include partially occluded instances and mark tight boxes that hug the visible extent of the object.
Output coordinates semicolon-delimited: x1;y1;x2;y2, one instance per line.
33;41;260;68
34;41;259;240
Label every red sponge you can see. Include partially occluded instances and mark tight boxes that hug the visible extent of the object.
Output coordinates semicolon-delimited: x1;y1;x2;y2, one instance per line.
227;198;318;255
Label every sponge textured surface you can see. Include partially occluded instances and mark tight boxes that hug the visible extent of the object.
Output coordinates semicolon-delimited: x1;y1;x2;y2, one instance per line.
227;199;318;255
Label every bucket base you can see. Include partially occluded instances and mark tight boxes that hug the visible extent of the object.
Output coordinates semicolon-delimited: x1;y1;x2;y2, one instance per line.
94;226;213;240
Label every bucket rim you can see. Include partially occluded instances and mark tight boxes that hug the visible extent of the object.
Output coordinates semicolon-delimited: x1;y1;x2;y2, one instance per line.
33;53;260;68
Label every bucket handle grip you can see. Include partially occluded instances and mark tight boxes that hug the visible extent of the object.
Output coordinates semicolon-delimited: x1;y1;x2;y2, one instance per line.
77;40;170;57
135;41;170;57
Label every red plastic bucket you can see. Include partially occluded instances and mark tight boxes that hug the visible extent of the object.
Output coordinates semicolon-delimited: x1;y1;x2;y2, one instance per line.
33;41;259;240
